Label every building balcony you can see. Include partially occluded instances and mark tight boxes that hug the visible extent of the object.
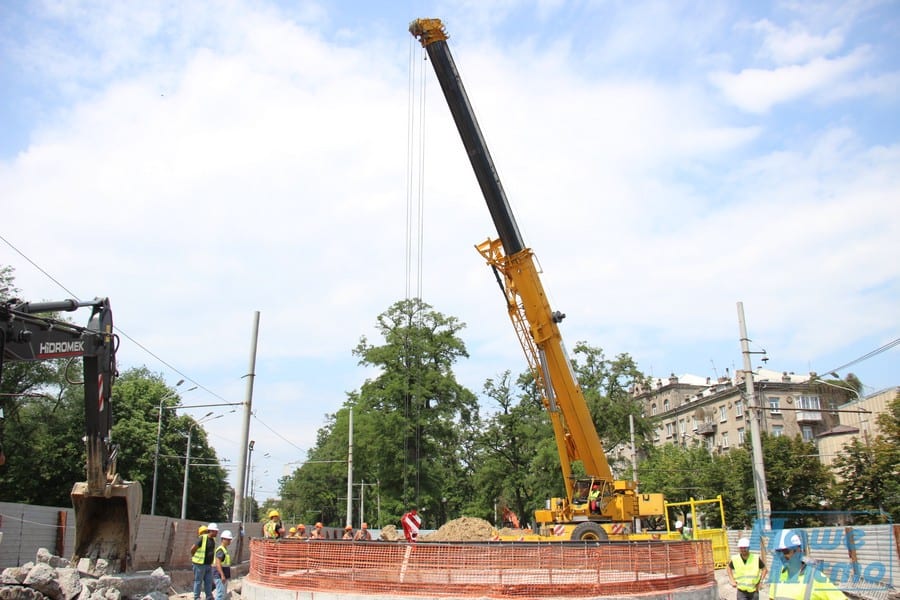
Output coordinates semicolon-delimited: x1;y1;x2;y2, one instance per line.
697;422;717;436
796;411;823;423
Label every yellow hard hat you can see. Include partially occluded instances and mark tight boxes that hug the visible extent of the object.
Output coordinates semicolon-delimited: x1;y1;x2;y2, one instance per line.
268;509;280;518
289;527;297;534
198;525;208;535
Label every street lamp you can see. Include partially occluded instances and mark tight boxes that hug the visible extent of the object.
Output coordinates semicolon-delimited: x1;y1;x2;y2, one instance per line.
180;412;218;520
151;380;189;516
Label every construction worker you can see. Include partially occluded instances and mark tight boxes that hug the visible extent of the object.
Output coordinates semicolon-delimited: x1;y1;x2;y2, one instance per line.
354;522;372;541
288;527;297;538
213;530;233;600
342;525;354;540
768;530;847;599
310;522;325;539
588;483;601;513
263;509;284;539
198;524;208;536
728;537;767;599
190;523;218;600
674;520;690;540
401;508;421;543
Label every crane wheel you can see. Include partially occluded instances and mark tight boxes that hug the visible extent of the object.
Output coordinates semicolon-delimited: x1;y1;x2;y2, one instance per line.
571;522;608;541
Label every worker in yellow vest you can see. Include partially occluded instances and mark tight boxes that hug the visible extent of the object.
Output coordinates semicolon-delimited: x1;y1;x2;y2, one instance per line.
768;530;847;600
213;530;233;600
728;537;767;599
190;523;218;600
263;509;284;538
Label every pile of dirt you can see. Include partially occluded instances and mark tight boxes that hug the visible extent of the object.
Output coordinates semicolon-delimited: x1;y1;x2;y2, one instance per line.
378;524;402;541
419;517;495;542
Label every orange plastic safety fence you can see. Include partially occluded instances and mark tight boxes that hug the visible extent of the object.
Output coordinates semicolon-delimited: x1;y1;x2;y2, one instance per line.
249;538;716;599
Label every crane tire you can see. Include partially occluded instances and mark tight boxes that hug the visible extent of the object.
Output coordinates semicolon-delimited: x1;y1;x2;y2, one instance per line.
571;522;608;541
0;587;48;600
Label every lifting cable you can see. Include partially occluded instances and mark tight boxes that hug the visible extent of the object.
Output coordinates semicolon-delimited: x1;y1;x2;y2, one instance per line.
403;33;428;510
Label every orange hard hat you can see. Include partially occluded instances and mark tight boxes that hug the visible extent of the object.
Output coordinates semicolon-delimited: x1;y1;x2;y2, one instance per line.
345;525;352;530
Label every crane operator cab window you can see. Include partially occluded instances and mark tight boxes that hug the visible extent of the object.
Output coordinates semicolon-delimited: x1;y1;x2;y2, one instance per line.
573;480;591;505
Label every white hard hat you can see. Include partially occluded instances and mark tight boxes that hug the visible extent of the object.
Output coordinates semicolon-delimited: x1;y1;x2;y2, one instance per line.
221;530;234;540
737;537;750;548
775;529;803;551
674;520;683;529
207;522;219;531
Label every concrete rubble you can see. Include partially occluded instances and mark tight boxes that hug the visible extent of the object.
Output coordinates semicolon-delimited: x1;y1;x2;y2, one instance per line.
0;549;171;600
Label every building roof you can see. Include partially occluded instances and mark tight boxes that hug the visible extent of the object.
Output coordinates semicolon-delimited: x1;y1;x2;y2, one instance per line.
816;424;860;438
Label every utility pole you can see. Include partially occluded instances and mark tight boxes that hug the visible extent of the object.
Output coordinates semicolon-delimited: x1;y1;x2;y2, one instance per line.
738;301;771;531
232;311;260;524
346;408;353;529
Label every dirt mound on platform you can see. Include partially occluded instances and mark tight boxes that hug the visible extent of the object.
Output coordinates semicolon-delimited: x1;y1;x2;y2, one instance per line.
378;524;402;541
420;517;495;542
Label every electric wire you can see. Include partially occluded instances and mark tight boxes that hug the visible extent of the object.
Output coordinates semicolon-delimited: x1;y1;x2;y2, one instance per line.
819;336;900;377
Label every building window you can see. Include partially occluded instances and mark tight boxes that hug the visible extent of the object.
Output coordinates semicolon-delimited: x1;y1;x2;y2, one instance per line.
719;405;728;422
722;432;729;449
797;395;821;411
738;427;745;444
706;437;714;452
692;416;698;431
651;403;657;416
666;422;674;437
772;425;784;437
664;399;670;412
768;397;781;415
735;400;744;418
680;419;686;434
802;426;814;442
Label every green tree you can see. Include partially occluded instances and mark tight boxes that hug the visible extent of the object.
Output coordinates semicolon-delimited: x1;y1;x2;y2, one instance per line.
761;433;833;527
570;343;653;475
831;391;900;522
472;370;555;526
112;368;229;521
279;298;479;528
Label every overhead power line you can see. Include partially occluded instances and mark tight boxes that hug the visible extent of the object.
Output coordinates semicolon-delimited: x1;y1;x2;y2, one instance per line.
820;336;900;377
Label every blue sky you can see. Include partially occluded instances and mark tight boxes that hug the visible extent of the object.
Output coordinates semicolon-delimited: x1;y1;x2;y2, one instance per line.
2;0;898;501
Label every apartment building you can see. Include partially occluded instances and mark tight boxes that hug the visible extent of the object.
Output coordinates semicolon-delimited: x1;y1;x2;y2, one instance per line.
631;368;854;456
816;386;899;470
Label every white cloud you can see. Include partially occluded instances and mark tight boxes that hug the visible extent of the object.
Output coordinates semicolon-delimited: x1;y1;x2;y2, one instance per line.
751;18;845;65
2;0;898;498
710;47;870;113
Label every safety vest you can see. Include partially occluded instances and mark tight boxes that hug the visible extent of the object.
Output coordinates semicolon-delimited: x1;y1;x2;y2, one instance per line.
191;534;211;565
768;563;847;600
730;553;762;592
215;543;231;566
263;520;279;538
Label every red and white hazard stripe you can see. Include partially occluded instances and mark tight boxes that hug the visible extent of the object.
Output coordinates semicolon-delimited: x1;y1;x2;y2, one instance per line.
553;525;566;537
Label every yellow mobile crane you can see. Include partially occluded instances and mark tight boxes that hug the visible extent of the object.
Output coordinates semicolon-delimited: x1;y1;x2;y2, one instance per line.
410;19;666;541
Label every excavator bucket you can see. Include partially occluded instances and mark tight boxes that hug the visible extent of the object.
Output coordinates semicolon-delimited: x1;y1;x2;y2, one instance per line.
71;480;142;573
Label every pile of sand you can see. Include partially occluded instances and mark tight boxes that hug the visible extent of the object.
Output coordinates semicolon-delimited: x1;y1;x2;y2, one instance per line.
419;517;495;542
378;524;403;541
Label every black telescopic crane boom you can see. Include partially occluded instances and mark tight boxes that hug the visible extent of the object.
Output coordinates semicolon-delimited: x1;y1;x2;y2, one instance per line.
409;18;525;258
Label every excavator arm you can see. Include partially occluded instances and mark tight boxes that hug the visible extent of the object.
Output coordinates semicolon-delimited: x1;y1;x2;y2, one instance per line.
1;297;141;572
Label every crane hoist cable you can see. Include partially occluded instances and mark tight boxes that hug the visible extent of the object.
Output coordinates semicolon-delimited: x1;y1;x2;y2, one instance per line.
403;34;428;508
